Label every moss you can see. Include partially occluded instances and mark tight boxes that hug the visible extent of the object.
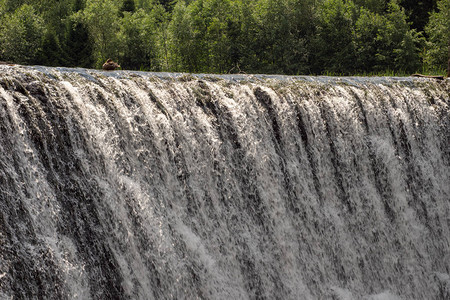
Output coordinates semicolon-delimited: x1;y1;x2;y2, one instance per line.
192;80;213;108
0;78;11;90
224;90;234;99
148;89;169;118
202;75;221;82
178;74;196;82
10;79;28;95
192;87;211;106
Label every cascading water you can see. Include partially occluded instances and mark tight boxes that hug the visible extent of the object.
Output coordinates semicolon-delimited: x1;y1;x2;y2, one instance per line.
0;65;449;299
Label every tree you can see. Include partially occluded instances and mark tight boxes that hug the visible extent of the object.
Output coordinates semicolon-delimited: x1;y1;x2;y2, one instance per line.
64;21;94;68
251;0;292;74
39;30;68;66
153;4;171;70
167;1;197;71
284;0;317;74
311;0;357;74
118;8;160;70
354;1;422;73
0;4;44;64
1;0;27;13
35;0;75;39
353;0;387;13
354;8;385;71
203;0;239;73
400;0;438;32
60;0;94;68
424;0;449;72
119;0;136;17
0;0;435;74
135;0;155;12
0;0;7;16
378;0;421;72
234;0;258;72
76;0;121;68
157;0;177;12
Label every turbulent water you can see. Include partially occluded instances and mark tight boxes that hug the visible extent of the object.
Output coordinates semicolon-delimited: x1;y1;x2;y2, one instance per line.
0;65;449;300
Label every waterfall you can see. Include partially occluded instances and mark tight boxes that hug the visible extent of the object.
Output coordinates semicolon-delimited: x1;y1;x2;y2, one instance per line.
0;66;449;299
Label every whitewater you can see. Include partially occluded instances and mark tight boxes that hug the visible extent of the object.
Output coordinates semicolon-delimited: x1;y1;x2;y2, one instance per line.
0;65;449;299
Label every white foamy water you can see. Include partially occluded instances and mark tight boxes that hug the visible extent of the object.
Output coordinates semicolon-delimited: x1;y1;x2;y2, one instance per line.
0;66;449;299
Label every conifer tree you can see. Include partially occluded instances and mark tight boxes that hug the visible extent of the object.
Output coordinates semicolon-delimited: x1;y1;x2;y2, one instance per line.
63;0;94;67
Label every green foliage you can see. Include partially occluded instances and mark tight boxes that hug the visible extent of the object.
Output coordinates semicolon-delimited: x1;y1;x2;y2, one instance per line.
157;0;177;12
167;1;197;71
400;0;438;32
202;0;240;72
354;0;422;73
2;0;27;13
252;0;294;73
36;0;74;35
75;0;121;67
424;0;449;71
121;0;136;14
0;4;44;64
311;0;357;75
354;7;386;71
168;0;239;73
39;30;67;66
64;20;94;68
153;4;171;70
0;0;8;15
0;0;444;75
353;0;386;13
135;0;156;12
384;0;422;72
236;0;316;74
118;8;160;70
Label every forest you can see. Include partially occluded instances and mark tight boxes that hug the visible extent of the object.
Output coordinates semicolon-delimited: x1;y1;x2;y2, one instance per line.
0;0;448;75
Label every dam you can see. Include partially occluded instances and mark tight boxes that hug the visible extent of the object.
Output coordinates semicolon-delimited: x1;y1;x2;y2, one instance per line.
0;66;449;299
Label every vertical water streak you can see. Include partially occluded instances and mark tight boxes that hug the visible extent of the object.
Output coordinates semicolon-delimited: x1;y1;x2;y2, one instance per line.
0;67;449;299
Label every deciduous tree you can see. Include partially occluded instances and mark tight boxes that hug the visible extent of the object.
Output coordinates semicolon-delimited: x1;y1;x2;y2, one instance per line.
424;0;449;72
0;4;44;64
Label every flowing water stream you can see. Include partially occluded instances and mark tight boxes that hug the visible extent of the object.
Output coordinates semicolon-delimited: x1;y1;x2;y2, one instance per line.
0;66;449;299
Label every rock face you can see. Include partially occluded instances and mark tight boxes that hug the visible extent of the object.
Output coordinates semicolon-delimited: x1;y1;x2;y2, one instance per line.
102;59;120;70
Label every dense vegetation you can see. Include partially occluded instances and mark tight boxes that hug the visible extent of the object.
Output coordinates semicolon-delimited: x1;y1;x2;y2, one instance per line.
0;0;448;75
